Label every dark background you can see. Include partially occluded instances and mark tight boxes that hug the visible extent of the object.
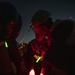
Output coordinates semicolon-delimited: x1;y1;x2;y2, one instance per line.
0;0;75;45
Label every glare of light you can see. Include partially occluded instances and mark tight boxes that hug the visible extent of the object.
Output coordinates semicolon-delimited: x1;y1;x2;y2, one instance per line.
29;68;35;75
40;68;45;75
40;73;44;75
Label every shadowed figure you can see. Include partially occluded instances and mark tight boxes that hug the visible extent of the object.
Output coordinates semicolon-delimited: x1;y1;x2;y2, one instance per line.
23;10;54;75
0;2;24;75
45;20;75;75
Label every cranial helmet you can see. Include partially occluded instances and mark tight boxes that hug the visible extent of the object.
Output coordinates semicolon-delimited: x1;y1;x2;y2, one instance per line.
0;2;19;40
30;10;50;26
51;20;74;42
0;2;18;25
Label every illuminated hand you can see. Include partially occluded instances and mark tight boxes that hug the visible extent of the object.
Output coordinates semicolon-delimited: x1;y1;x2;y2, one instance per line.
33;55;44;61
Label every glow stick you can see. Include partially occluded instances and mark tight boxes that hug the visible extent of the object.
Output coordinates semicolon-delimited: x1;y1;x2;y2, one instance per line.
5;41;8;48
36;56;41;63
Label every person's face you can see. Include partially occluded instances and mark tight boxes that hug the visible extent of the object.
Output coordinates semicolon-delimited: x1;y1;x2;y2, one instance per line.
32;22;48;42
6;21;16;38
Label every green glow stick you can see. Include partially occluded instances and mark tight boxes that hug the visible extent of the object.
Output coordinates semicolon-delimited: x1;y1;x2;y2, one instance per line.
5;41;8;48
36;57;41;63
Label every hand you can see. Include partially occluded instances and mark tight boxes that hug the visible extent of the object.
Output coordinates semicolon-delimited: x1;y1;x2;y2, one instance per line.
33;55;44;61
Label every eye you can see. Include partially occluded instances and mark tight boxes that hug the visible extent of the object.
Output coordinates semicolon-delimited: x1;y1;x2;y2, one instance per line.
9;21;15;25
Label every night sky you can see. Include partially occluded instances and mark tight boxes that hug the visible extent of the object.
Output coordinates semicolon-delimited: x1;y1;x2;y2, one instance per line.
0;0;75;44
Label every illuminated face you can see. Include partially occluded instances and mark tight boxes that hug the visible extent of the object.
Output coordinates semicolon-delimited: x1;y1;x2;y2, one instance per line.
32;22;48;42
6;21;16;38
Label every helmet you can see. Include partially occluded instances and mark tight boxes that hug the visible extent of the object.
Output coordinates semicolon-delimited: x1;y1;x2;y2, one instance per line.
0;2;18;25
30;10;50;26
51;20;74;42
0;2;18;40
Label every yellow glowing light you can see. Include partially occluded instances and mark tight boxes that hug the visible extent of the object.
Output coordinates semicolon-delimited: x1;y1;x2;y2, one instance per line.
36;56;41;63
5;41;8;48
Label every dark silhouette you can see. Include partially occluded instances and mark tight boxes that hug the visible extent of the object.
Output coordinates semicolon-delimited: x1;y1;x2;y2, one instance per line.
0;2;24;75
45;20;75;75
23;10;54;75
